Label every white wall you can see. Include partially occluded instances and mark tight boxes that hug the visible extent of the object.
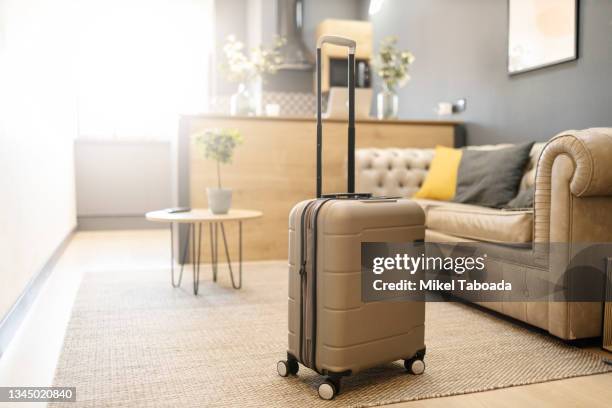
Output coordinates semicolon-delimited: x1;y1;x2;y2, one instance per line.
0;0;78;319
72;0;211;229
75;140;172;221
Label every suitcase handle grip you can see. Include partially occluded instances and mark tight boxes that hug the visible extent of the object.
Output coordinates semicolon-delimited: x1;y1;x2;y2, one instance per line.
316;36;356;198
317;36;356;54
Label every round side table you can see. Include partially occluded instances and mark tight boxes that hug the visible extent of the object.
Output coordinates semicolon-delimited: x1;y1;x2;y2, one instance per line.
146;209;263;295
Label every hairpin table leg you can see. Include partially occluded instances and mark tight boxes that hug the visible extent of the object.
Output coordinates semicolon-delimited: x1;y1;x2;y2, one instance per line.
170;222;191;288
192;223;203;295
219;221;242;289
210;223;218;282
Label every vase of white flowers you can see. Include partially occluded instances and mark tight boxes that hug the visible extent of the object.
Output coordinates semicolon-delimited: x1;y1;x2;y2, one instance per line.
372;36;415;120
221;36;285;116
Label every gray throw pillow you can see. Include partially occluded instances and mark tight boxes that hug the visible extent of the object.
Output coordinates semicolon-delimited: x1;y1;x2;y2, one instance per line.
505;186;534;209
453;142;535;208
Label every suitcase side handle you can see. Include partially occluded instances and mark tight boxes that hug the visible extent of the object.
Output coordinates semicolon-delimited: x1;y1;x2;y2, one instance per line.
316;36;356;198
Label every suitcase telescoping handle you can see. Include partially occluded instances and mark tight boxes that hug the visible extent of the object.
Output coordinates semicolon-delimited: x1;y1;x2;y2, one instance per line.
316;35;357;199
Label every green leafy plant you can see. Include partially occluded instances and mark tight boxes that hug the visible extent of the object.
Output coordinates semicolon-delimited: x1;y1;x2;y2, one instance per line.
220;35;286;83
196;128;243;189
372;36;415;92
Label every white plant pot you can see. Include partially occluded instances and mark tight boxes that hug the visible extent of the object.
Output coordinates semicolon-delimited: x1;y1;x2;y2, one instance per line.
207;188;232;214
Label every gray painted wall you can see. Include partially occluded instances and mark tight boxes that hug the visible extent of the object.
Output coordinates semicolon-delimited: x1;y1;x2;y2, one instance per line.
303;0;363;54
365;0;612;145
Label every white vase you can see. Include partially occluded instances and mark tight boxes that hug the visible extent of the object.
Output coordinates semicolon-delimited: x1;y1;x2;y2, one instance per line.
377;86;399;120
230;76;262;116
230;83;253;116
207;188;232;215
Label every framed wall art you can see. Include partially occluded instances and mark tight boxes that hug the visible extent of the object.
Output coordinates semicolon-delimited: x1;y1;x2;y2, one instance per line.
508;0;579;75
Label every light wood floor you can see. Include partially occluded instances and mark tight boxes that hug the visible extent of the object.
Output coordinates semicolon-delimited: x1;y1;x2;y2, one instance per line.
0;229;610;407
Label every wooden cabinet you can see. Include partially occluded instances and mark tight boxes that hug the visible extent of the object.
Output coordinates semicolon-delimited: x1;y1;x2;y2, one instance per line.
178;115;464;261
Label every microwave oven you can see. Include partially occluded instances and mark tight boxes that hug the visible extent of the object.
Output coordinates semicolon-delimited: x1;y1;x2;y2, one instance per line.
328;57;371;89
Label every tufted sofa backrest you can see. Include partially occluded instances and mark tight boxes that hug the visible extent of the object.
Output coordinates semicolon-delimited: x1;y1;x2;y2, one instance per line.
355;148;434;198
355;143;545;199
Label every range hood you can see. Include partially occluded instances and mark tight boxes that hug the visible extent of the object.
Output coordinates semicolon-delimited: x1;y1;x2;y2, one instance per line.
276;0;314;70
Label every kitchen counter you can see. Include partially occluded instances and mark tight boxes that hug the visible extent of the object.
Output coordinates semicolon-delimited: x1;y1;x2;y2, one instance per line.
177;114;465;261
181;113;462;127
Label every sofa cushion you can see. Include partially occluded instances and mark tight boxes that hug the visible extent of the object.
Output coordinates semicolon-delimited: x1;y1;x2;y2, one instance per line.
464;142;545;196
505;185;534;209
454;142;535;208
414;146;462;201
418;201;533;243
519;143;545;192
413;198;487;214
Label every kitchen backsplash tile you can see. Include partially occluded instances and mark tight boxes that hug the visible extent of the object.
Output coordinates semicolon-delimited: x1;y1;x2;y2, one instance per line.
209;92;327;118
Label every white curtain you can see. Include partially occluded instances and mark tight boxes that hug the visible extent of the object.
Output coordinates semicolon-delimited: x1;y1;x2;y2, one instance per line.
76;0;213;140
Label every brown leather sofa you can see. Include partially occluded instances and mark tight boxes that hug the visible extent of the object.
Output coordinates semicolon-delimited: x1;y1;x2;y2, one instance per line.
355;128;612;340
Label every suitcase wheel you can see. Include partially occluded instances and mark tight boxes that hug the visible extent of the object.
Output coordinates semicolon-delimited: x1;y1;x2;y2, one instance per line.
318;377;340;400
277;359;299;377
404;358;426;375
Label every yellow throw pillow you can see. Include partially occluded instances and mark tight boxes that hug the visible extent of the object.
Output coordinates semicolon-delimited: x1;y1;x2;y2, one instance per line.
414;146;463;201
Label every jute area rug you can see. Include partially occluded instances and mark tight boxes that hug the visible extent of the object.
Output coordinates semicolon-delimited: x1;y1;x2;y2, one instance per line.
52;261;611;407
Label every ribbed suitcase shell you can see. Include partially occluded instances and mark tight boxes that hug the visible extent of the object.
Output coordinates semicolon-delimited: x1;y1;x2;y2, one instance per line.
288;197;426;375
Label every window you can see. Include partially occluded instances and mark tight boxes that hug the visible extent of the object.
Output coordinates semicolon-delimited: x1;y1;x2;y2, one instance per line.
76;0;213;140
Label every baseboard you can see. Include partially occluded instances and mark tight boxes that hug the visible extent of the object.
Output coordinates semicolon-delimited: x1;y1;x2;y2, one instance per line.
0;228;75;359
77;215;163;231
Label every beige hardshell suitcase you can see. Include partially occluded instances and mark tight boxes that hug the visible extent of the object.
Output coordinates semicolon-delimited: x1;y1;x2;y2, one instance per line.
276;36;427;400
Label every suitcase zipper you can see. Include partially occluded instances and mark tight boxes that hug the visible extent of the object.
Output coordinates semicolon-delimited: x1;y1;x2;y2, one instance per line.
306;198;331;373
298;200;316;365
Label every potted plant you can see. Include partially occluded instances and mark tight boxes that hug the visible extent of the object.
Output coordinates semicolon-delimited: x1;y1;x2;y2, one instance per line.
220;35;285;116
372;36;415;119
196;128;243;214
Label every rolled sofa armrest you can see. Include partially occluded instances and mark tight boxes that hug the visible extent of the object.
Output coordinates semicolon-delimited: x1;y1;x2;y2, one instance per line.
534;128;612;244
536;128;612;198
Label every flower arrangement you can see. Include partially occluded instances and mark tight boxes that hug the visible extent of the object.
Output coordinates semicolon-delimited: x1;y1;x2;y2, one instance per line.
220;35;286;84
372;36;415;92
196;128;243;189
